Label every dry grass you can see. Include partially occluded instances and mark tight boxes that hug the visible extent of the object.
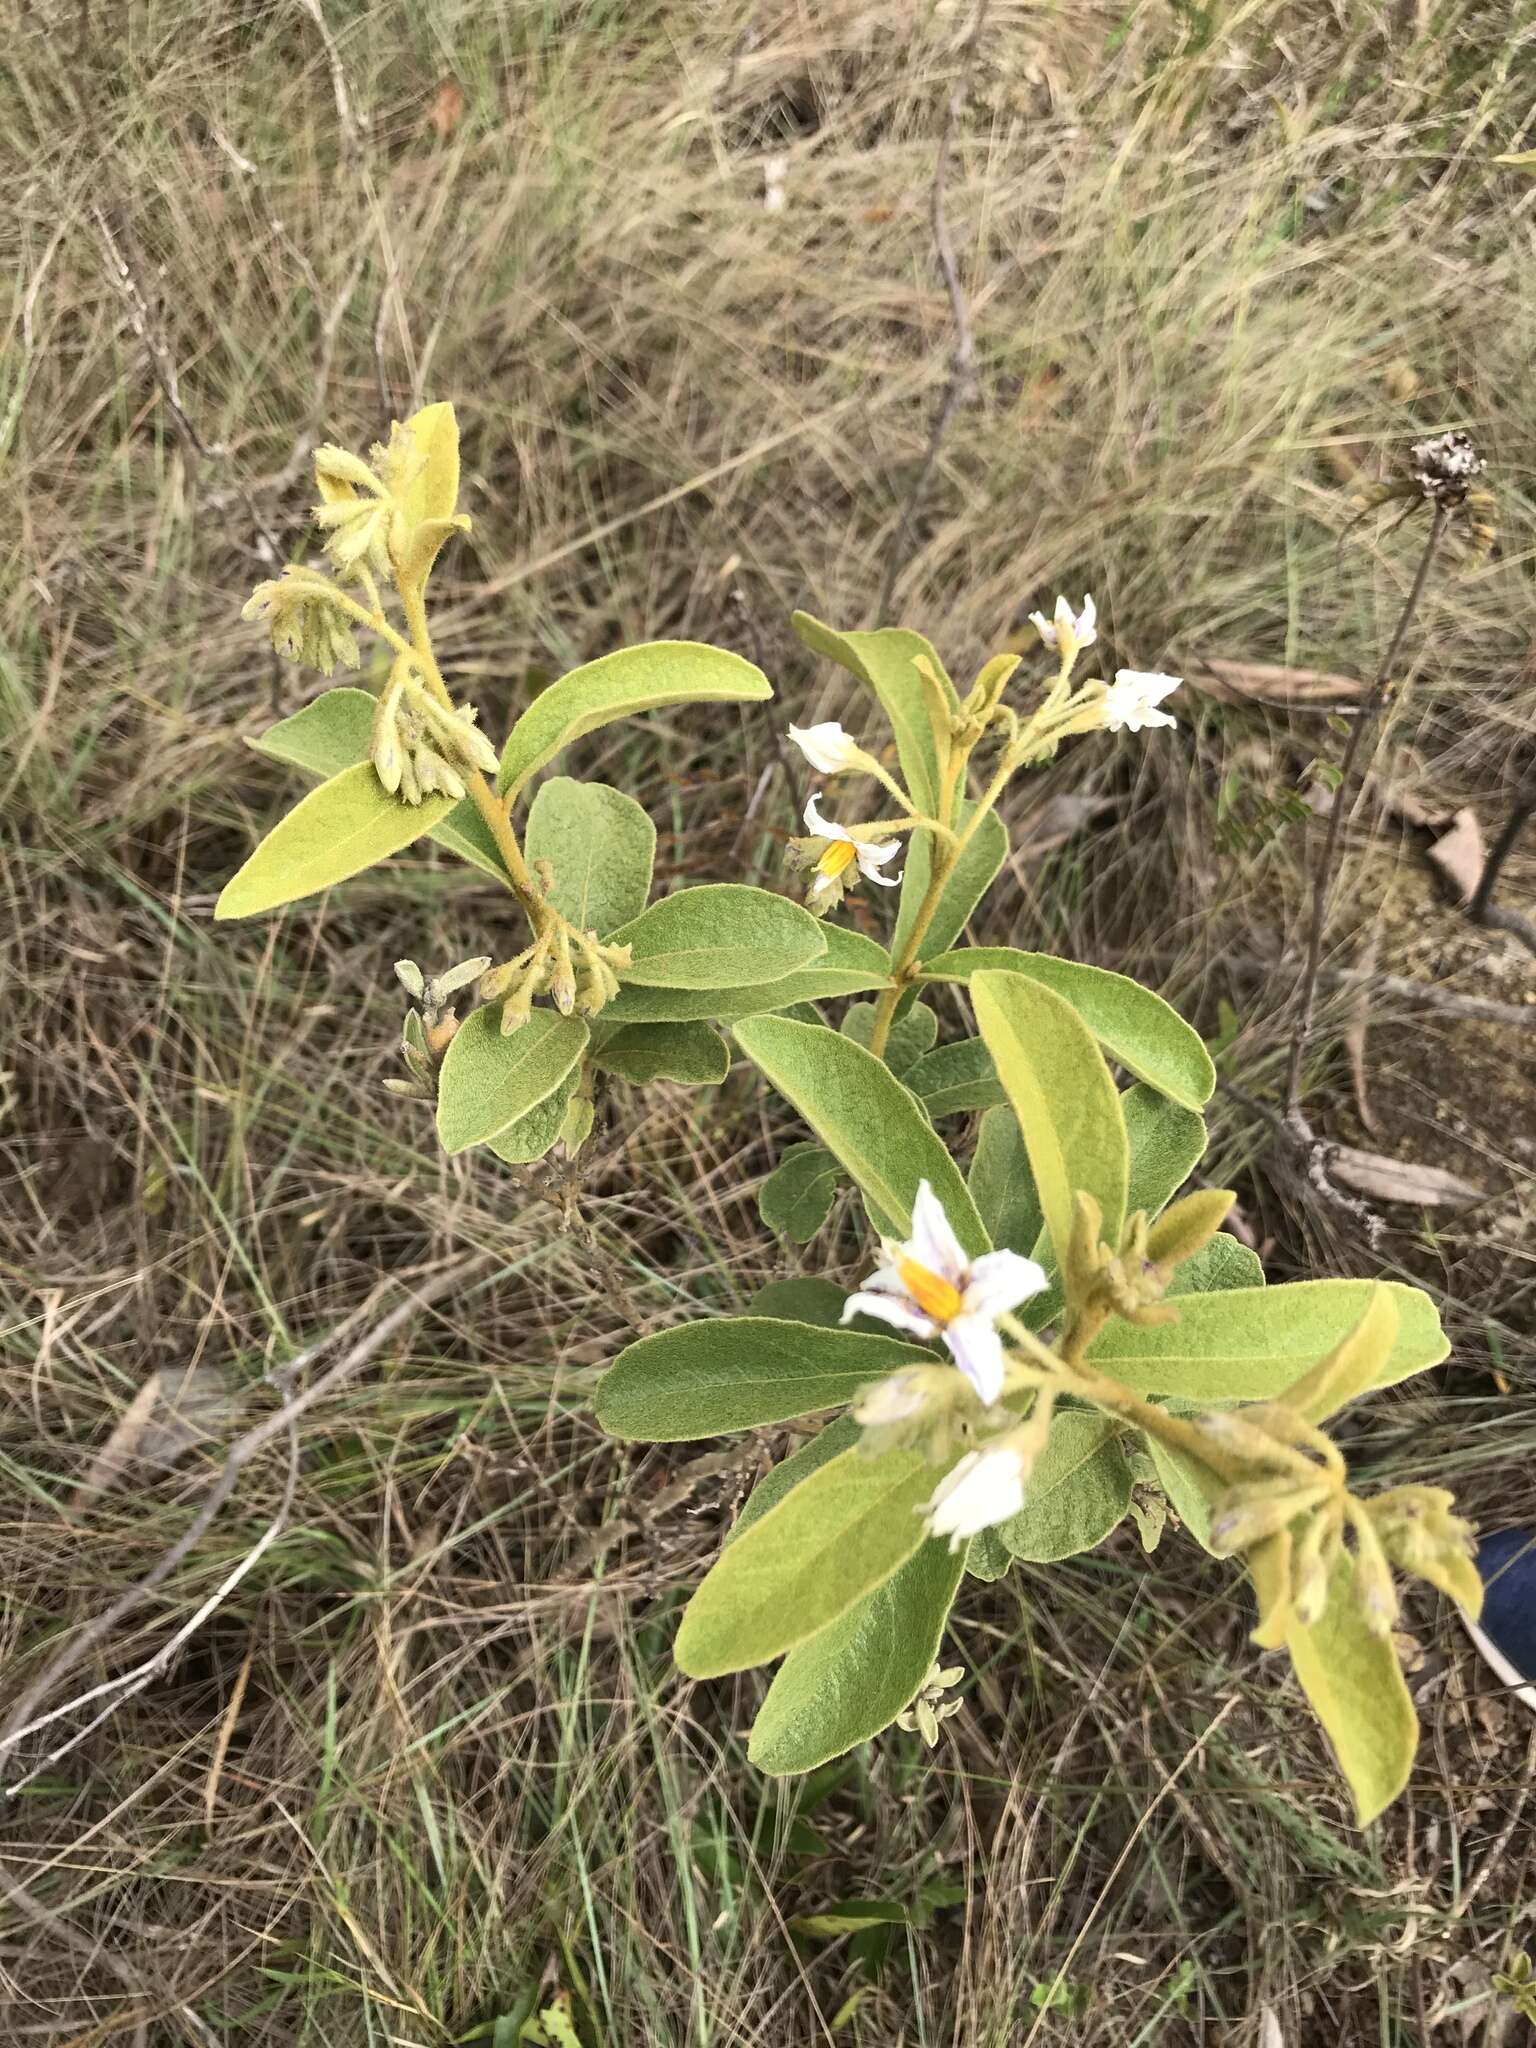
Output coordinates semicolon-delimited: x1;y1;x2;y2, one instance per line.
3;1;1535;2041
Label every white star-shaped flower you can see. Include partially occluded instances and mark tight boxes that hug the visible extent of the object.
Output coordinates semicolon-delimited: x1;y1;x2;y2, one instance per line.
923;1442;1029;1549
840;1180;1047;1404
787;721;871;775
1101;668;1181;733
1029;592;1097;657
803;792;902;895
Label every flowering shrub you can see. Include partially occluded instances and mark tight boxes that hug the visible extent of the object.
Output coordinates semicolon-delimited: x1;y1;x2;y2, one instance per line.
221;403;1480;1824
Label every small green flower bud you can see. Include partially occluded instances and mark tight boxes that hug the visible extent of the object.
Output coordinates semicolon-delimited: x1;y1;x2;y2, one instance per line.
1144;1189;1236;1277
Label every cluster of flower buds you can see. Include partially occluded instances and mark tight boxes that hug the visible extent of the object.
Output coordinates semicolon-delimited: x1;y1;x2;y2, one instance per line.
310;424;472;589
1410;429;1485;505
896;1661;966;1746
370;660;500;805
1204;1400;1479;1641
479;916;634;1032
385;956;490;1100
242;567;361;676
1065;1187;1234;1328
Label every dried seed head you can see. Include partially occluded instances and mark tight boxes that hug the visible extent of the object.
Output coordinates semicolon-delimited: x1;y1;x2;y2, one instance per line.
1410;429;1485;503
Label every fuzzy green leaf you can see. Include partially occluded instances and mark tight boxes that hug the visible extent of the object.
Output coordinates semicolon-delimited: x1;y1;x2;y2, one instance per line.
250;688;507;881
1085;1279;1447;1401
1168;1233;1266;1297
907;1038;1004;1117
611;885;825;990
894;804;1009;969
595;1318;928;1441
1278;1556;1418;1825
435;1006;589;1154
971;970;1129;1270
926;950;1215;1111
1123;1085;1207;1217
591;1021;729;1086
525;777;655;936
759;1143;844;1242
216;763;455;919
733;1014;990;1251
497;641;772;800
485;1067;580;1164
599;923;890;1025
749;1540;965;1773
733;1419;862;1540
791;612;958;817
674;1447;940;1677
994;1413;1132;1561
967;1106;1044;1256
743;1277;849;1328
840;1000;938;1075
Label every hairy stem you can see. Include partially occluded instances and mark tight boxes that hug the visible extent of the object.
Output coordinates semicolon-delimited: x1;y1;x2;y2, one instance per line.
395;580;546;926
1286;504;1448;1116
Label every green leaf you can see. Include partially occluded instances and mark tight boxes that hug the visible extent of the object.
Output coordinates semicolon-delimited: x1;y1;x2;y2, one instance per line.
498;641;772;800
789;1900;910;1938
925;950;1215;1111
964;1526;1013;1582
791;612;957;817
595;1319;928;1441
674;1447;941;1677
1168;1232;1266;1297
743;1277;848;1328
486;1067;580;1164
1278;1556;1418;1825
733;1015;989;1251
525;777;655;936
592;1022;729;1086
1017;1084;1208;1332
733;1417;861;1537
908;1038;1006;1118
967;1107;1043;1255
993;1412;1131;1561
435;1007;589;1155
1279;1284;1401;1425
749;1542;965;1774
250;688;507;881
1085;1279;1447;1401
1123;1085;1207;1219
970;970;1128;1270
611;885;825;990
1147;1440;1219;1550
216;763;454;919
893;804;1009;968
759;1143;844;1242
599;924;890;1026
840;1000;938;1076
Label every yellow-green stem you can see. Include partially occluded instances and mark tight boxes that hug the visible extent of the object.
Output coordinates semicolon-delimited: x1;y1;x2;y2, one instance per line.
395;580;545;928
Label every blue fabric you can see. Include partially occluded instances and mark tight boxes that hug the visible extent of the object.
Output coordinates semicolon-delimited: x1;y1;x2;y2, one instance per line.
1477;1528;1536;1681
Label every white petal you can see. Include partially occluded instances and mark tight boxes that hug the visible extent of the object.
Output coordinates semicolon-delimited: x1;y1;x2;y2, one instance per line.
1053;592;1075;634
924;1445;1027;1548
856;1260;908;1296
1029;608;1058;650
854;839;903;884
961;1249;1050;1320
1076;593;1098;646
943;1315;1007;1405
789;721;860;774
804;790;844;837
907;1179;969;1284
842;1290;936;1341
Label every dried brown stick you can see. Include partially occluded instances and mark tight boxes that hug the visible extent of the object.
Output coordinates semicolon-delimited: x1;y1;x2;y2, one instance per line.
876;0;990;623
0;1259;482;1769
1286;504;1449;1115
